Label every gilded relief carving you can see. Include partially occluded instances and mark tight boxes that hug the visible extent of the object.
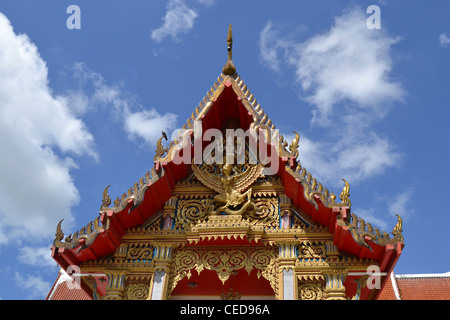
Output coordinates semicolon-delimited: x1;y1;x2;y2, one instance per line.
169;246;278;297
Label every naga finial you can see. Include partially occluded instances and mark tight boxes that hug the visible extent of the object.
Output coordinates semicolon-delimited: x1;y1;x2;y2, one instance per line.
55;219;64;242
392;214;404;242
222;24;236;75
100;185;111;210
154;130;169;161
339;179;351;207
288;131;300;158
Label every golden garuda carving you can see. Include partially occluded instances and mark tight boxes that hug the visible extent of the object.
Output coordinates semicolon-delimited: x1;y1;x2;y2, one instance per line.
192;162;263;216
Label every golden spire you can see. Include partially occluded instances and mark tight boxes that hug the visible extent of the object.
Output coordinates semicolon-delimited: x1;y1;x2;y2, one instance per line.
222;24;236;75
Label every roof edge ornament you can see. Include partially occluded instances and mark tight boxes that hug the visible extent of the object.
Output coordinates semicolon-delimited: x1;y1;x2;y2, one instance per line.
222;24;236;75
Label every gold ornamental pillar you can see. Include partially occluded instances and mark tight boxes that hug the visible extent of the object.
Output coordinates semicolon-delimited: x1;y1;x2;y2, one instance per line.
276;241;298;300
148;242;173;300
322;269;348;300
104;270;127;300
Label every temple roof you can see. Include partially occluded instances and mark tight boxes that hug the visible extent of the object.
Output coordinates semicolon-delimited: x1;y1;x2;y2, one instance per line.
50;25;404;300
377;272;450;300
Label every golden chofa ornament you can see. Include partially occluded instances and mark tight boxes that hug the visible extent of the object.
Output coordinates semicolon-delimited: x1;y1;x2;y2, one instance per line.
222;24;236;75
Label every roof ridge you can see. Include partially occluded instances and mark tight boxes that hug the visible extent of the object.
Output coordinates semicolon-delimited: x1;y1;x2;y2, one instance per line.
395;271;450;279
390;272;402;300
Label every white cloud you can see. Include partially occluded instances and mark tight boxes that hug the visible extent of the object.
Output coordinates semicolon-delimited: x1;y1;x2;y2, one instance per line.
151;0;198;43
439;33;450;47
351;207;389;231
70;62;178;146
259;21;282;74
70;62;131;119
0;14;179;299
18;246;57;269
387;188;413;219
0;12;96;244
283;131;400;186
124;109;178;144
14;272;51;299
197;0;215;6
349;188;413;232
332;133;400;182
261;8;404;186
287;8;404;126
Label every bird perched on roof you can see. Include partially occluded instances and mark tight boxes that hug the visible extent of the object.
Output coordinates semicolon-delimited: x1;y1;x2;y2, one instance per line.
154;130;169;161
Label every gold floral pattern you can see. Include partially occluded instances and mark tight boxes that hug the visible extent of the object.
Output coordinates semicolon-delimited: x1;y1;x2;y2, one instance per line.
169;246;277;295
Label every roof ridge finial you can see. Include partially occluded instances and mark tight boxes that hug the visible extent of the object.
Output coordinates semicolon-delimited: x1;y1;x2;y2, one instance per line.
222;24;236;75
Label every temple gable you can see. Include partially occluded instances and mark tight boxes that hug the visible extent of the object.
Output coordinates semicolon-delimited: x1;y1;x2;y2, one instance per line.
50;25;403;300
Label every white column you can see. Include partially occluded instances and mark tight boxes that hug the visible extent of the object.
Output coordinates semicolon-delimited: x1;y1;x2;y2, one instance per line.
282;269;295;300
150;270;167;300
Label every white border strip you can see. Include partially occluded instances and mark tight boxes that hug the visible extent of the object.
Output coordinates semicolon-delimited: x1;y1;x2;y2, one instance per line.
395;271;450;279
390;272;401;300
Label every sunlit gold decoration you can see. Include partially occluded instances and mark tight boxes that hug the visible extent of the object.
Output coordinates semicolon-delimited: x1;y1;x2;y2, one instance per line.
185;214;264;244
175;198;214;229
192;162;263;216
288;131;300;158
336;213;377;252
104;270;127;300
126;244;154;262
154;131;168;161
52;217;103;252
339;179;351;207
285;166;353;210
50;32;407;302
392;214;404;242
298;283;324;300
322;269;347;300
222;24;236;75
297;242;326;260
245;197;279;227
55;219;64;243
169;246;277;295
325;241;340;257
100;185;111;210
125;283;150;300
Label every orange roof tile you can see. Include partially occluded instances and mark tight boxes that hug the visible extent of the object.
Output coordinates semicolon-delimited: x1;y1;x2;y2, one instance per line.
378;272;450;300
396;274;450;300
377;273;399;300
46;270;92;300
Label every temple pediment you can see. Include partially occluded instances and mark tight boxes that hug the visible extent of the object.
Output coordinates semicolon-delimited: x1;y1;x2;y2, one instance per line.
50;25;403;300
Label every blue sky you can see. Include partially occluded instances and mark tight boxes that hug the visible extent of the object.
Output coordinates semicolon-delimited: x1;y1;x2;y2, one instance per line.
0;0;449;299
